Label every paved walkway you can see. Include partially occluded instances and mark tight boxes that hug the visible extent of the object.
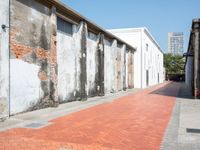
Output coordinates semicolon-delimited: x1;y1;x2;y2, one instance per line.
0;82;180;150
161;82;200;150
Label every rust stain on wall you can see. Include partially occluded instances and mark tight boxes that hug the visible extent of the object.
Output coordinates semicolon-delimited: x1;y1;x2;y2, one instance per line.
117;48;122;91
35;48;48;60
38;70;47;81
10;29;33;59
128;50;134;88
49;34;58;105
11;42;32;59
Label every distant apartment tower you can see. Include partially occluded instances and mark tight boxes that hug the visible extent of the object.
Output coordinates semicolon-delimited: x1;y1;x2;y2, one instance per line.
168;32;184;55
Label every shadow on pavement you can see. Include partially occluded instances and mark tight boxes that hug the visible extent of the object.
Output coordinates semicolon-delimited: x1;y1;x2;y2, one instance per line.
149;82;194;99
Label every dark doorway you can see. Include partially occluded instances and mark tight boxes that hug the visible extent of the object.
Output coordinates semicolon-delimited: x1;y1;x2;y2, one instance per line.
146;70;149;87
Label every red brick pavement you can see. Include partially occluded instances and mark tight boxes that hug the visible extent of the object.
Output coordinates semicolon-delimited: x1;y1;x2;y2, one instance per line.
0;82;180;150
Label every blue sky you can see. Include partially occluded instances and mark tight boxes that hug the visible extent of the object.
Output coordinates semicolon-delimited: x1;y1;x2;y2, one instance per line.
61;0;200;53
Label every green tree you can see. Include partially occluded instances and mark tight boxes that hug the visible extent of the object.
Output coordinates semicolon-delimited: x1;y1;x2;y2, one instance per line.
164;53;185;75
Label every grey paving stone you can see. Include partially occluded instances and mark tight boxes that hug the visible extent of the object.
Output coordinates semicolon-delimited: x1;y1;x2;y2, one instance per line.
161;83;200;150
160;99;180;150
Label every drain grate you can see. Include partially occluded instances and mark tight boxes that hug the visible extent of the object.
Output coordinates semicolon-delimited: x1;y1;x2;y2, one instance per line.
186;128;200;134
24;122;48;129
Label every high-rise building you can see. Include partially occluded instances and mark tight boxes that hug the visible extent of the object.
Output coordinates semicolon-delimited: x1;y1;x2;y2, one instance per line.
168;32;184;55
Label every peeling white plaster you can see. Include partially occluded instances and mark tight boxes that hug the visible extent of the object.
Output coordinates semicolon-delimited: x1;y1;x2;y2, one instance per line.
57;22;83;101
73;25;81;93
57;32;77;101
87;36;97;95
116;46;123;91
111;40;118;92
10;59;41;115
104;41;113;93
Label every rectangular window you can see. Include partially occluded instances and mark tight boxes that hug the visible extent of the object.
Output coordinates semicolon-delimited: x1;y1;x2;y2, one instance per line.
146;44;148;51
117;43;123;48
57;17;73;35
105;38;112;46
88;31;97;41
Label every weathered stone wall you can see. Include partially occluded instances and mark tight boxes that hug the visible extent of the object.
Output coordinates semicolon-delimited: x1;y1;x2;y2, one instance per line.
185;19;200;98
104;39;113;93
116;45;122;91
104;40;133;93
57;23;82;102
193;20;200;98
96;33;105;96
0;0;9;119
110;40;118;92
3;0;135;116
116;44;127;91
10;0;58;115
86;32;98;97
185;56;193;91
127;49;134;88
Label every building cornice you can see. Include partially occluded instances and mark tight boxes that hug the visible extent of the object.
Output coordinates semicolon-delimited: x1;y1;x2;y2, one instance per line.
108;27;164;54
35;0;136;51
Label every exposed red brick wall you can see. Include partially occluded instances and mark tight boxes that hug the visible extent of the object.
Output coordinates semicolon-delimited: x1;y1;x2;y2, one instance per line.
10;28;57;62
194;88;200;98
49;35;57;64
36;48;49;60
10;28;33;59
11;42;32;59
38;71;47;81
10;18;58;107
49;34;58;104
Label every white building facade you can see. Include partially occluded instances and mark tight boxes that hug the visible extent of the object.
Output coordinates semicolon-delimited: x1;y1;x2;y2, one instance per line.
108;27;164;88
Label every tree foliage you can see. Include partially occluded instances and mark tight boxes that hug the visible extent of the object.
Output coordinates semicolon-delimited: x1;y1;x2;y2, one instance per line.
164;53;185;75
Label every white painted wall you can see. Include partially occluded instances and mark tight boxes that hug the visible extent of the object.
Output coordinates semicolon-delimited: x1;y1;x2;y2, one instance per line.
125;50;129;88
104;39;112;93
57;24;81;102
116;46;122;91
141;29;164;88
86;32;98;96
116;45;126;91
0;0;9;118
10;60;42;114
108;27;164;88
111;40;118;92
108;29;142;88
105;40;131;93
10;0;51;115
126;49;134;88
185;56;193;90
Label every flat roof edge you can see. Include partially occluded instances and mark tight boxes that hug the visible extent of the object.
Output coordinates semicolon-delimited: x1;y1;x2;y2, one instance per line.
44;0;136;51
108;27;164;54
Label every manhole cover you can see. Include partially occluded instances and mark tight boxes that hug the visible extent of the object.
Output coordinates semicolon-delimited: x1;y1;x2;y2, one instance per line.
186;128;200;134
